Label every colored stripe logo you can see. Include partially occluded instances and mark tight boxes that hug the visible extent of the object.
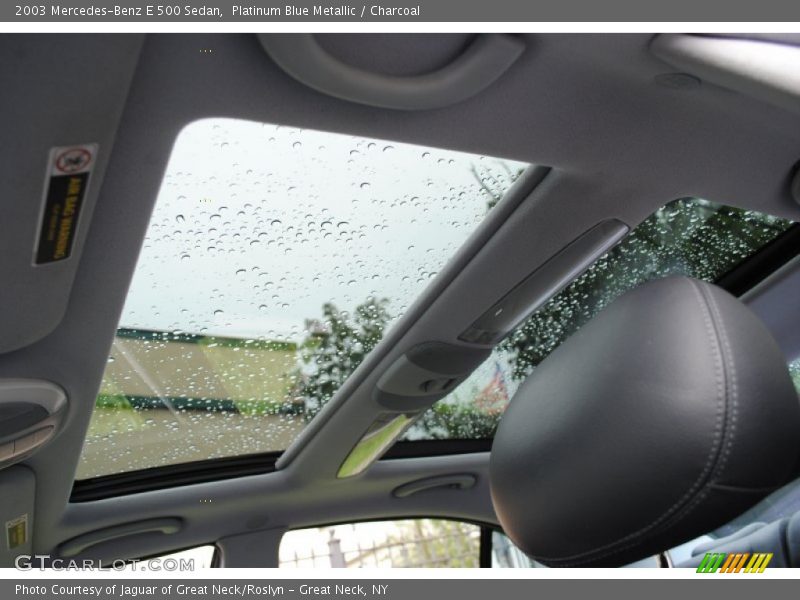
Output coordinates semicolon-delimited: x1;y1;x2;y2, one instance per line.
696;552;773;573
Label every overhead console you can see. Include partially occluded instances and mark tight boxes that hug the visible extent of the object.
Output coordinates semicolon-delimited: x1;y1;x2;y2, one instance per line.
375;342;492;411
338;218;630;477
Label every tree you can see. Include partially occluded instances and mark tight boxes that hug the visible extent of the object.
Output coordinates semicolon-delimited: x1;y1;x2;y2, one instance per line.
470;161;527;211
790;361;800;393
293;295;504;438
294;297;391;419
415;402;501;440
295;159;527;420
293;180;793;443
498;198;792;381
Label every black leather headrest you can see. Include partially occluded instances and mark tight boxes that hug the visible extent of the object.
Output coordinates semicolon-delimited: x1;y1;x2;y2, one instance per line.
489;276;800;567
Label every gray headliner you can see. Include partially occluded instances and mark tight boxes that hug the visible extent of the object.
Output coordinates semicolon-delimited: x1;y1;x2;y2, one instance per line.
0;33;799;565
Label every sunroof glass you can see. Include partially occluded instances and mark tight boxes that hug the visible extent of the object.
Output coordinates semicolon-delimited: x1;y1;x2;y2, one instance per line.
76;118;529;479
791;359;800;393
401;197;795;442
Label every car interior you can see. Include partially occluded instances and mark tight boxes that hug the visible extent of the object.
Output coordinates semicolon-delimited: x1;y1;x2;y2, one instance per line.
1;32;800;569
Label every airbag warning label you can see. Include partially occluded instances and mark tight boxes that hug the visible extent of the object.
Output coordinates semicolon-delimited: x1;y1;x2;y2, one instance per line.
34;144;97;265
6;513;27;549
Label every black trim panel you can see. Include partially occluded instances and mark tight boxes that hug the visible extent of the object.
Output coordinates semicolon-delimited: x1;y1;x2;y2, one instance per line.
71;452;282;502
479;526;492;568
70;440;491;502
384;439;492;459
716;223;800;297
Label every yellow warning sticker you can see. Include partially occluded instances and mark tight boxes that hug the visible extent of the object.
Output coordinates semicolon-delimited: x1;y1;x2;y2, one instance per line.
6;514;28;549
34;144;98;265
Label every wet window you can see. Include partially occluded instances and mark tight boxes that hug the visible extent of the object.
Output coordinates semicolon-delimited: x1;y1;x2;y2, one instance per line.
402;198;795;442
280;519;480;568
76;118;528;479
790;359;800;393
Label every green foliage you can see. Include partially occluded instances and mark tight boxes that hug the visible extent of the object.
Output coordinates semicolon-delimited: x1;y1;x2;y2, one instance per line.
295;297;392;418
294;160;526;427
116;328;297;352
416;402;502;439
499;199;792;380
294;297;504;438
293;194;793;445
790;360;800;394
94;392;134;411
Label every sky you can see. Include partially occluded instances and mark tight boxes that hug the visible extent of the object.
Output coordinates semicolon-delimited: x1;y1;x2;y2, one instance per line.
119;117;528;342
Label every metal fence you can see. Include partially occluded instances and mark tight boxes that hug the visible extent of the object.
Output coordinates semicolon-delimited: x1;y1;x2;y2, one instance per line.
280;520;481;568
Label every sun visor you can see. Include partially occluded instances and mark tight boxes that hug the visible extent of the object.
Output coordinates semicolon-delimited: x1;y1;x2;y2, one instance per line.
0;35;143;354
